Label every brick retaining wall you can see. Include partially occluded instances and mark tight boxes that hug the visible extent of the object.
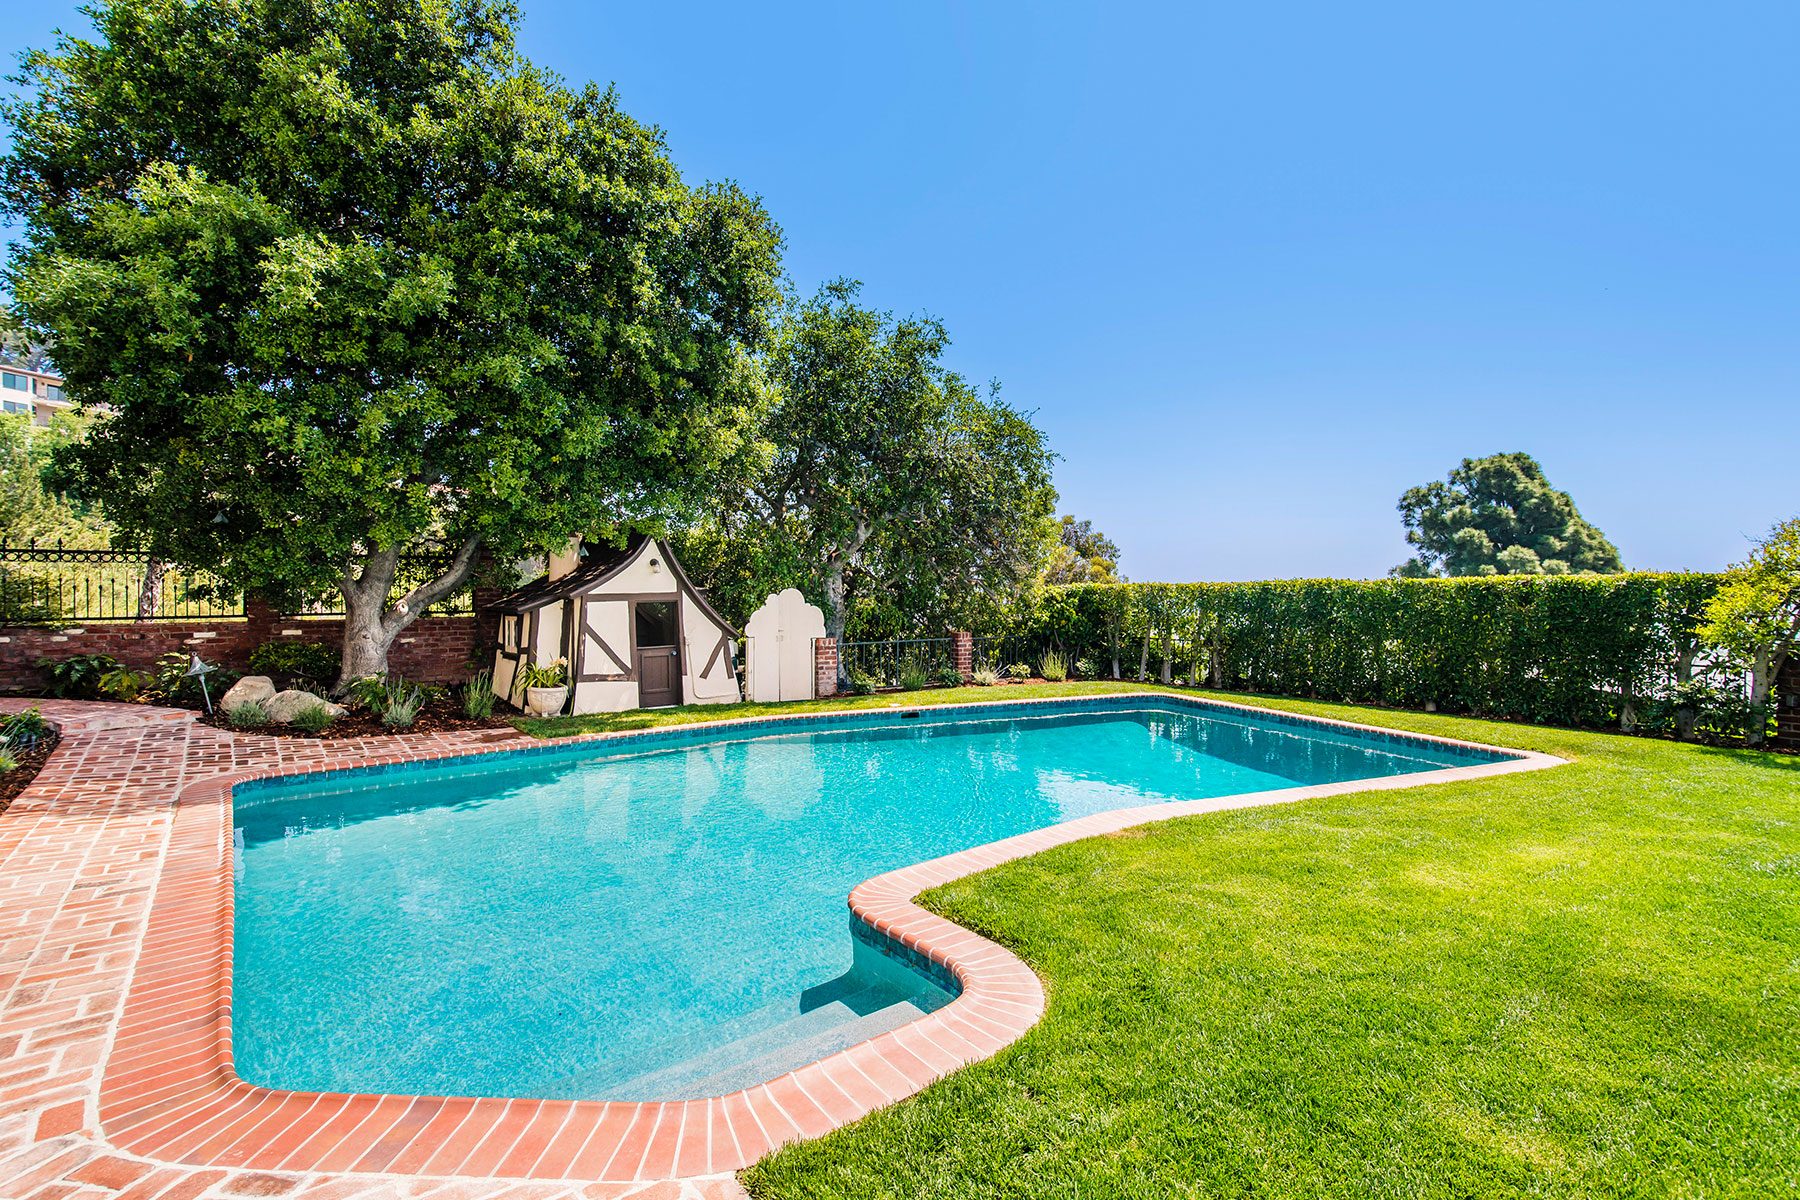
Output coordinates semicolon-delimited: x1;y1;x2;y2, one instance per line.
0;599;483;691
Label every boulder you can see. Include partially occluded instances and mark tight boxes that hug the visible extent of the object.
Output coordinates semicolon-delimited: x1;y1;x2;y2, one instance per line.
220;675;276;711
265;689;348;724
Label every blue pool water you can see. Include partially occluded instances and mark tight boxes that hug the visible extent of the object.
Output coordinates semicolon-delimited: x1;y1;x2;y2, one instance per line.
231;697;1505;1101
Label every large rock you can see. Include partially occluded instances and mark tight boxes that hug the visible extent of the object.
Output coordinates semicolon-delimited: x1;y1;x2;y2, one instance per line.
220;675;276;711
265;689;347;724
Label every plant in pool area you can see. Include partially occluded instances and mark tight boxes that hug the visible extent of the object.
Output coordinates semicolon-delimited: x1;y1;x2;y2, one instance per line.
291;701;337;735
931;665;965;688
1039;649;1069;682
971;665;1000;687
379;678;427;729
2;707;50;744
149;651;239;708
1005;662;1033;681
1074;657;1096;680
98;665;153;702
343;674;389;711
463;669;496;719
37;652;119;699
226;700;270;729
247;640;340;691
518;659;569;690
897;659;932;692
847;668;880;695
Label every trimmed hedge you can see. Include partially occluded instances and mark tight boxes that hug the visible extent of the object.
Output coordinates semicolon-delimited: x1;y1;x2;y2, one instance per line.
998;574;1749;738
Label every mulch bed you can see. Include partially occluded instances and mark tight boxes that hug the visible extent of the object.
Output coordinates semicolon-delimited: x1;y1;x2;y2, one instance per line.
198;696;515;740
0;728;63;815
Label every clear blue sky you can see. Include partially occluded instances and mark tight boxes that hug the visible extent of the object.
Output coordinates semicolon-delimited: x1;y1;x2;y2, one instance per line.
5;2;1796;580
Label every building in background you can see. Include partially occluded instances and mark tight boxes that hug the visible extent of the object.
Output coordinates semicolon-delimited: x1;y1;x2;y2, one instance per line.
0;365;71;425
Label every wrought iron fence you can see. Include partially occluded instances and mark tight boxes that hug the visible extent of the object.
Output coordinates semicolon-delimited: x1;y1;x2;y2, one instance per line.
0;541;244;623
837;637;957;688
0;541;472;625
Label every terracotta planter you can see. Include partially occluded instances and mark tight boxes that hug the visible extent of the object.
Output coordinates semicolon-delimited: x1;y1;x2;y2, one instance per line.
524;685;569;717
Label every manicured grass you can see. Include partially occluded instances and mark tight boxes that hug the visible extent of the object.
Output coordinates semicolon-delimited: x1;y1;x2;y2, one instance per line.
522;685;1800;1197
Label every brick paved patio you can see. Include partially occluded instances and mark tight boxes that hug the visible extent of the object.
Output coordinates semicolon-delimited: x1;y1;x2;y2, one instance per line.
0;696;1559;1200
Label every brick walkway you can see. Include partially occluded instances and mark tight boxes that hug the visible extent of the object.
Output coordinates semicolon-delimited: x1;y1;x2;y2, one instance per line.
0;701;753;1200
0;695;1561;1200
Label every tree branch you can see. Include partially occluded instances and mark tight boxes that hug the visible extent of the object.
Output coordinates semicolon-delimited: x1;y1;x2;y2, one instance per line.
384;534;482;631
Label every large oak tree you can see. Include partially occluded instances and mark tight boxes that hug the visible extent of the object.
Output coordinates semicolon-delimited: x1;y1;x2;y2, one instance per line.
676;281;1057;655
2;0;781;686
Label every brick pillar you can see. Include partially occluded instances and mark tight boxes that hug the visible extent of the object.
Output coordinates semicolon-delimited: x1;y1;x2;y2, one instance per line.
242;595;280;644
814;637;838;699
1776;656;1800;751
952;630;973;682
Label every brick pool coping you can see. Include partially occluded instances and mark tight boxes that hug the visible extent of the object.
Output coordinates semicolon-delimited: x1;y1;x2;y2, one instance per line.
1;693;1563;1198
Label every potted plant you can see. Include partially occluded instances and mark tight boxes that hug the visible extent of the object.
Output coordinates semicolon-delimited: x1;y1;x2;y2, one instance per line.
518;658;570;716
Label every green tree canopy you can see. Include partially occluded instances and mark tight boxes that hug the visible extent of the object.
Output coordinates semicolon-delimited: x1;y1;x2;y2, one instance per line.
3;0;782;686
1044;515;1122;584
1395;452;1623;578
0;410;110;548
675;281;1058;650
1699;517;1800;745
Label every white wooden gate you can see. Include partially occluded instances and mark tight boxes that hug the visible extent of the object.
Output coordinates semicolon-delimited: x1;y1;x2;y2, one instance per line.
744;588;827;702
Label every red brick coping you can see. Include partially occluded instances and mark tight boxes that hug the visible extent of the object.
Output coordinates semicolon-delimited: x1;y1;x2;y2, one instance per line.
1;695;1563;1198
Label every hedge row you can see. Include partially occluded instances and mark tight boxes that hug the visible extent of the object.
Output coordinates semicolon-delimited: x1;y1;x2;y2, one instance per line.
990;574;1748;737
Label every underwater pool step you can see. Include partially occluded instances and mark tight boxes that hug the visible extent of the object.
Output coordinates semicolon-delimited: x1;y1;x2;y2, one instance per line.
602;988;937;1101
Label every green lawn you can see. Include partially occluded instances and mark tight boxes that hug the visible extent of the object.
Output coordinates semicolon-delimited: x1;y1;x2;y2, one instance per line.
522;684;1800;1198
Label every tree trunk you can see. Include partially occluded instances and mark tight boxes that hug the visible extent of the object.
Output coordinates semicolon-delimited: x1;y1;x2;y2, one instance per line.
1160;630;1173;684
1137;628;1150;682
334;537;482;693
135;557;166;622
822;558;850;689
1673;641;1699;742
1747;645;1773;747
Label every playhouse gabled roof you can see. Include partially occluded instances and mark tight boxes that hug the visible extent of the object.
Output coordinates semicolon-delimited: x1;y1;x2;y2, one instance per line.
492;533;739;636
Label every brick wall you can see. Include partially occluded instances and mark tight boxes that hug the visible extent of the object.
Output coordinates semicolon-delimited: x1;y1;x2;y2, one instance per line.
952;631;973;682
813;637;838;699
0;598;484;691
1777;656;1800;751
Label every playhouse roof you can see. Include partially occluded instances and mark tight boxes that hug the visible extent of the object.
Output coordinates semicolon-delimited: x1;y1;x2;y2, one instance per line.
492;533;739;636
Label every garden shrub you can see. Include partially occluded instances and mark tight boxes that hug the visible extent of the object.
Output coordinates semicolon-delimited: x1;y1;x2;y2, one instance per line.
379;678;426;728
930;665;964;688
226;700;271;729
463;670;496;719
37;653;119;699
248;640;339;690
291;701;337;735
847;669;880;695
990;573;1741;737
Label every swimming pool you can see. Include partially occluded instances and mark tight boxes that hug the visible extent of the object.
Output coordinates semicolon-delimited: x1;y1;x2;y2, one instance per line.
231;695;1515;1102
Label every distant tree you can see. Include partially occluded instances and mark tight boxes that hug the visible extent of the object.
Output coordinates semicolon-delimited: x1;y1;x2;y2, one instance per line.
1394;452;1623;577
1043;515;1122;584
0;410;109;547
0;314;54;371
679;281;1058;654
4;0;781;687
1699;517;1800;746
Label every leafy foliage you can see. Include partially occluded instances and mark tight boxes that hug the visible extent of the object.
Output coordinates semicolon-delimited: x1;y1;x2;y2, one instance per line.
674;281;1057;645
1043;516;1122;584
3;0;782;687
0;410;109;548
990;574;1750;738
462;669;497;720
37;652;119;699
225;700;271;729
291;701;337;735
1395;452;1622;577
1699;517;1800;744
1039;649;1069;682
247;641;340;690
379;678;427;729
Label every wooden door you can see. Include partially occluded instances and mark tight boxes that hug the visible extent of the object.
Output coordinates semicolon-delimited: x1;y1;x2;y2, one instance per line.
634;600;681;707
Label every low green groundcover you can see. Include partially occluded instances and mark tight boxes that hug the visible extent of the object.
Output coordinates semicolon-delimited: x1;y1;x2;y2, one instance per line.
521;684;1798;1198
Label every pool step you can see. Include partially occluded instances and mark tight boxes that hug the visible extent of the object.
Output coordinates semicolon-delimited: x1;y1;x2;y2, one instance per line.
603;985;935;1100
547;943;955;1102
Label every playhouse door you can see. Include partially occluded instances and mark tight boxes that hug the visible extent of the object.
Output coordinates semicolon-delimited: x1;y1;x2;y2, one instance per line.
634;600;681;707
